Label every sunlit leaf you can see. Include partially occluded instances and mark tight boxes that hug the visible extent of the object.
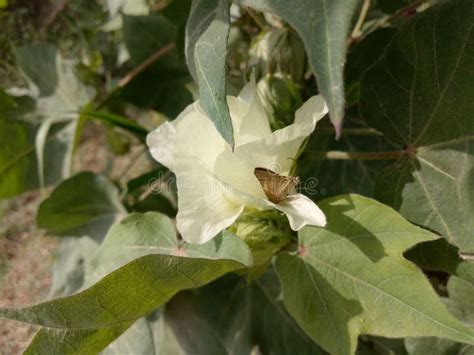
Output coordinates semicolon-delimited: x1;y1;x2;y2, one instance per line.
405;276;474;355
186;0;234;146
276;194;474;355
88;211;253;283
1;253;248;353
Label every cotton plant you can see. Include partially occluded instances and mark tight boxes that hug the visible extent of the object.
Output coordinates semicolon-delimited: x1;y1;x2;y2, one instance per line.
2;1;473;354
147;82;328;244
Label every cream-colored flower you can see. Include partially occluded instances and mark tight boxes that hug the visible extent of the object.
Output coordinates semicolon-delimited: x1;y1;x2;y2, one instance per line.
147;82;328;244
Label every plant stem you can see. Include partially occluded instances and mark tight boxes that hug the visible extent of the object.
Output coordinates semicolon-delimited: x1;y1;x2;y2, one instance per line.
460;253;474;262
370;0;425;31
96;42;175;110
246;8;268;30
350;0;371;43
317;127;383;136
117;42;175;88
306;150;405;160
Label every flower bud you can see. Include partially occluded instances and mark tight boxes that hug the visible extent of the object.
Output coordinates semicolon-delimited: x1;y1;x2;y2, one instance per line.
228;209;294;279
248;27;306;82
257;75;302;130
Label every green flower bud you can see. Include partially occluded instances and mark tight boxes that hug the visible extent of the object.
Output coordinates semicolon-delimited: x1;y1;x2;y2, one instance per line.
228;209;295;279
249;27;306;82
257;75;302;130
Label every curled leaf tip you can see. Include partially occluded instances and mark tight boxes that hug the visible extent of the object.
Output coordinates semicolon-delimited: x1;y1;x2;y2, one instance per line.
334;122;343;140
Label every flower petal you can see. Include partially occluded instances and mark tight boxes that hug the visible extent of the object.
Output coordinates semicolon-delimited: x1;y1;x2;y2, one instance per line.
234;95;328;174
175;159;245;244
147;120;176;171
228;81;271;147
213;149;268;200
294;94;328;125
146;102;227;172
275;194;326;230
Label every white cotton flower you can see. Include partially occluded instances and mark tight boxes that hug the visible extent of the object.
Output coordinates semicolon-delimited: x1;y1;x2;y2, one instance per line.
147;82;328;244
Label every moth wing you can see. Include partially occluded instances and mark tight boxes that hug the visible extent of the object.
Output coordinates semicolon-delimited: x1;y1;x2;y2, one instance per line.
254;168;299;203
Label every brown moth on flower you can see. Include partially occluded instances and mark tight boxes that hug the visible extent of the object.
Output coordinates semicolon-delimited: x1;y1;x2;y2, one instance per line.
254;167;300;204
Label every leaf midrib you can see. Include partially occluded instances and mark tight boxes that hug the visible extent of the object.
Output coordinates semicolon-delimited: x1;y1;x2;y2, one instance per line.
305;252;474;342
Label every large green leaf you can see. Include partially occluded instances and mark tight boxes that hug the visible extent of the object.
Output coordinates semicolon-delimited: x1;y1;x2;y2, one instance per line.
1;254;249;353
345;27;397;106
164;271;325;354
12;212;252;353
359;0;474;255
185;0;234;146
102;311;184;355
89;211;253;283
165;275;254;354
276;194;474;355
252;270;325;354
37;172;126;240
1;254;244;332
405;276;474;355
241;0;361;134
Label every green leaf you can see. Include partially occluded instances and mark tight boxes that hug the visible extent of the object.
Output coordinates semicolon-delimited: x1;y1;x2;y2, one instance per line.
124;14;179;69
0;45;93;198
0;114;77;198
359;0;474;254
103;312;184;355
15;45;58;96
15;44;93;118
405;276;474;355
297;118;393;198
252;270;326;354
20;211;251;354
126;166;167;193
185;0;234;146
82;111;149;141
37;172;126;240
120;14;193;117
165;275;254;354
276;194;474;355
242;0;361;134
49;237;99;298
165;271;325;354
1;254;248;353
89;212;253;283
345;27;397;106
444;277;474;328
24;324;132;355
377;0;413;14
